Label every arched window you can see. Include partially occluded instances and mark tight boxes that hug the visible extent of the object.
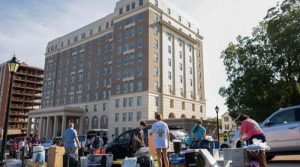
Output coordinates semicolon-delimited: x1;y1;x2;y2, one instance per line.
168;113;175;119
91;116;98;129
191;115;196;119
181;114;186;119
83;117;89;133
100;115;108;129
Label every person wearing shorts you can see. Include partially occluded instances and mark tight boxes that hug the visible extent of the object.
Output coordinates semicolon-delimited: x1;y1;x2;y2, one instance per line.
150;113;170;167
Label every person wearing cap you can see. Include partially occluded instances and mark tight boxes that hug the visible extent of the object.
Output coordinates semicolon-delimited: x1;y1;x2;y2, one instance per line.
187;120;206;146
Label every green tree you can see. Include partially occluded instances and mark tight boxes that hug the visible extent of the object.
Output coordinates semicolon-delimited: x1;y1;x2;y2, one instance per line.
220;0;300;122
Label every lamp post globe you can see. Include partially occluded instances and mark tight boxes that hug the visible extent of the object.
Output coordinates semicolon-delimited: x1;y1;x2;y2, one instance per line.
0;56;20;165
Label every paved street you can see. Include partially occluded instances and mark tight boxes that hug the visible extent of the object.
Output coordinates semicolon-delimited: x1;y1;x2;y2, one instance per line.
268;155;300;167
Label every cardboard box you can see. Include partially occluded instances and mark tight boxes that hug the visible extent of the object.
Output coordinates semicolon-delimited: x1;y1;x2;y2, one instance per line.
223;148;248;167
48;146;65;167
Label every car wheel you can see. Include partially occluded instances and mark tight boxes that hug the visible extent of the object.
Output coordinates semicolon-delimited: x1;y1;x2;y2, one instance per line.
107;149;117;160
266;155;275;161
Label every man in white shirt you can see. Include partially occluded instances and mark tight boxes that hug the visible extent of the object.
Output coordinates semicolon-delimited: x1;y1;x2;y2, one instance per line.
150;113;170;167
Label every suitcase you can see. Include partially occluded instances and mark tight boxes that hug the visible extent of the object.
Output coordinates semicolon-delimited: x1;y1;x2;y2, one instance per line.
63;153;78;167
185;151;198;167
137;155;154;167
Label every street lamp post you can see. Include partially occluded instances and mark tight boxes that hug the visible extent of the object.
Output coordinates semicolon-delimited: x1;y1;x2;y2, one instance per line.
215;105;220;144
0;56;20;166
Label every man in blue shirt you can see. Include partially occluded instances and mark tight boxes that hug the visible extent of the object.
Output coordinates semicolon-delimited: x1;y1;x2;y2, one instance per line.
187;120;206;146
63;123;80;154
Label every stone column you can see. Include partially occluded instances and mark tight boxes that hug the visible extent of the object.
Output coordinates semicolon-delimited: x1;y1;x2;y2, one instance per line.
61;115;66;136
26;118;31;136
79;117;83;134
53;116;57;138
38;117;42;138
45;117;50;139
33;117;37;135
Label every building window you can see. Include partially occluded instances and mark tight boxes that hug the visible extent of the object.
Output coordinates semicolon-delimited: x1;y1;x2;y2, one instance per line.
139;0;143;6
200;105;203;113
224;117;229;122
138;25;143;34
192;104;195;111
138;38;143;48
122;113;127;122
103;103;107;111
119;8;123;14
127;112;133;122
182;102;185;110
137;81;142;91
154;67;159;77
154;25;158;35
137;111;142;121
168;71;172;80
190;67;193;75
129;97;134;107
154;13;159;22
132;2;135;9
180;75;183;83
154;0;158;6
180;88;184;97
154;53;159;62
94;104;98;112
129;82;134;92
116;84;121;95
179;51;183;58
137;96;142;106
137;52;143;62
179;63;183;71
126;4;130;12
85;105;88;112
115;113;119;122
123;98;128;108
168;85;172;94
116;99;120;108
167;8;171;15
124;83;128;93
168;45;172;54
170;99;174;108
154;39;158;49
115;127;119;136
178;16;181;22
153;81;159;91
168;58;172;67
155;97;159;106
92;116;98;129
137;66;143;76
81;33;86;39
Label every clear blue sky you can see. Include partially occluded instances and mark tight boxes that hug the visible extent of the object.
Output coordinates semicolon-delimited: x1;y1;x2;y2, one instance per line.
0;0;282;118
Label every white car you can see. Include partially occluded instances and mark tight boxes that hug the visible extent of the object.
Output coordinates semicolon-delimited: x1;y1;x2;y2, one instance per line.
225;105;300;161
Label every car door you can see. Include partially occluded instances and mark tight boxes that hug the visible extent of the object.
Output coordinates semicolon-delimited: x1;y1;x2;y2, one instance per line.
295;107;300;150
113;131;133;159
262;108;299;152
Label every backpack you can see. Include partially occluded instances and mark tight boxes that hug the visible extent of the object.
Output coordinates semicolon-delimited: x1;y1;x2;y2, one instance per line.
92;137;100;149
137;155;154;167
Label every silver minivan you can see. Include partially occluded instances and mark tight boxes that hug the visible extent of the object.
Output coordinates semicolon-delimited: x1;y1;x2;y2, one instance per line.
228;105;300;160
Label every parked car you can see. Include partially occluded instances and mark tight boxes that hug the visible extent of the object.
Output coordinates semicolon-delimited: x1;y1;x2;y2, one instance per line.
226;105;300;161
106;126;188;160
9;136;32;158
41;139;53;150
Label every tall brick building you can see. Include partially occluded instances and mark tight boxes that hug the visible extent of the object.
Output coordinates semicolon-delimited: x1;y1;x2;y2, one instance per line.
0;60;43;136
28;0;206;138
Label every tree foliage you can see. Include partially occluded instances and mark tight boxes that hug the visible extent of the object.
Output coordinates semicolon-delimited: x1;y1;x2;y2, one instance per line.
220;0;300;122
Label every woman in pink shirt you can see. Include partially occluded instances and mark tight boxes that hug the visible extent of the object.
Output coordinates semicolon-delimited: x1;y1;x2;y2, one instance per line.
239;114;266;144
